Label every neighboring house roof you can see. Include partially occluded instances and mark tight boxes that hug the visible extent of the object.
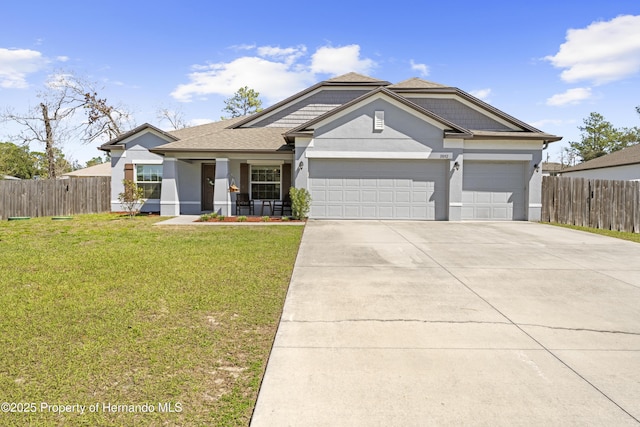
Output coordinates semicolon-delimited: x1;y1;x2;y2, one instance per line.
542;162;565;173
562;144;640;172
61;162;111;178
2;175;21;180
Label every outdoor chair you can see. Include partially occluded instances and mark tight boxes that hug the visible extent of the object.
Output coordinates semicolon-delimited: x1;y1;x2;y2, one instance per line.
272;194;292;216
235;193;254;215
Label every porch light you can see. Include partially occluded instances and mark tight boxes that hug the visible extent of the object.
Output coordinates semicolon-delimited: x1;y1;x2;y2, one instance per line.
298;161;304;171
534;163;540;173
453;161;460;171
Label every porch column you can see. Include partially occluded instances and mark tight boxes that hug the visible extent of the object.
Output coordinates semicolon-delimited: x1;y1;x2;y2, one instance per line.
213;158;231;215
160;157;180;216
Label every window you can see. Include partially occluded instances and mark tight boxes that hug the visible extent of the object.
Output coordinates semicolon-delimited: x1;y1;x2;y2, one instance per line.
251;165;280;199
136;165;162;199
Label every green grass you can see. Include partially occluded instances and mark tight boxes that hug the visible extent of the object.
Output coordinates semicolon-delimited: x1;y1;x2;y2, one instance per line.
546;222;640;243
0;214;303;426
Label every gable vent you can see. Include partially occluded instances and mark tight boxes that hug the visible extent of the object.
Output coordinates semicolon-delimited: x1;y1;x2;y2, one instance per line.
374;110;384;131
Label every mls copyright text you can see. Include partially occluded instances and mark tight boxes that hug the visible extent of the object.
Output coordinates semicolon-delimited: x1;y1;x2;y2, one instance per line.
1;401;182;415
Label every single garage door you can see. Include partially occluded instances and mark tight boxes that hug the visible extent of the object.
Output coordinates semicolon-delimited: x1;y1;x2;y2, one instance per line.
309;159;447;219
462;161;526;220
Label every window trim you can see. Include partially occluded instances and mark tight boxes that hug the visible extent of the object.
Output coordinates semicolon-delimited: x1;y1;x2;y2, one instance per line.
135;164;163;200
250;164;281;200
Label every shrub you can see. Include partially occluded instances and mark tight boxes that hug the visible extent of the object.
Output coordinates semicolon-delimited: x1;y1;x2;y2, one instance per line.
237;216;248;222
261;216;271;222
281;216;290;221
289;187;311;220
118;179;145;218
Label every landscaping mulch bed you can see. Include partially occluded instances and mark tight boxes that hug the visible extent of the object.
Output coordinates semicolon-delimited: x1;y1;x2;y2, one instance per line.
198;216;304;223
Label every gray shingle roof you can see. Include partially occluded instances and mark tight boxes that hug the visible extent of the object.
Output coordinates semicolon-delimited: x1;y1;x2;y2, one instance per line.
325;72;389;84
152;125;290;153
99;72;561;153
388;77;449;89
562;143;640;172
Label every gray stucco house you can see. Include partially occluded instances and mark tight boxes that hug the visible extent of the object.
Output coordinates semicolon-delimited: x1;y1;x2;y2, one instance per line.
99;72;561;221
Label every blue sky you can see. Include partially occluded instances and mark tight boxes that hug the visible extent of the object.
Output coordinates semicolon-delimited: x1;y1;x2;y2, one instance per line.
1;0;639;165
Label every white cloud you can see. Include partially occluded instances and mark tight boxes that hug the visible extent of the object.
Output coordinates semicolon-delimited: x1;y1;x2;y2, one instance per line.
469;88;492;101
0;48;47;88
171;56;314;103
545;15;640;84
546;87;592;106
172;44;376;103
410;60;429;77
257;45;306;65
56;56;70;62
310;45;376;75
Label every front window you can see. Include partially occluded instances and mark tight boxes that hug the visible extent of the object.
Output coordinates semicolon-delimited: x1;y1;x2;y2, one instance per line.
251;165;281;199
136;165;162;199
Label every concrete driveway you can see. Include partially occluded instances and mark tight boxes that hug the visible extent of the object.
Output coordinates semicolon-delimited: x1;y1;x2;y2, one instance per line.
251;221;640;426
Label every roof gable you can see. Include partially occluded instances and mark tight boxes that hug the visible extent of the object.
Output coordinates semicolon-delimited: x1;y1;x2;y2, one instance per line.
285;87;471;139
230;73;390;129
99;123;178;151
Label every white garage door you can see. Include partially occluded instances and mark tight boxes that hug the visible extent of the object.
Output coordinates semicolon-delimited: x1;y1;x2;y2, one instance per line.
462;161;526;220
309;159;447;219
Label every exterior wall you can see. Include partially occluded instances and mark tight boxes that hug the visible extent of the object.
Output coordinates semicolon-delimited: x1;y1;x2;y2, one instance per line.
562;164;640;180
176;160;202;214
110;133;166;213
313;99;445;153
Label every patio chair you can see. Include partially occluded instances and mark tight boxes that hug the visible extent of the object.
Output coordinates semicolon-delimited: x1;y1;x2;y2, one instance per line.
272;193;292;216
235;193;254;215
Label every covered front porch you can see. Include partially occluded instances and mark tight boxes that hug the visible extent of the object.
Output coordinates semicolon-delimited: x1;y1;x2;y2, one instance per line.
157;153;295;217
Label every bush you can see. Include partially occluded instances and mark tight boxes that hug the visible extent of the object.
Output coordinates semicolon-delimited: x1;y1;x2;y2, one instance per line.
289;187;311;220
237;216;248;222
118;179;145;218
261;216;271;222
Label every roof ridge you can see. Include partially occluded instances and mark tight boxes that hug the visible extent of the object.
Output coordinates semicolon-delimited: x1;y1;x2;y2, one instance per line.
388;77;450;89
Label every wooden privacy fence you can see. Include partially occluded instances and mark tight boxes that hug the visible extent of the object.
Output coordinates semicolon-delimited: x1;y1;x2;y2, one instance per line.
0;177;111;219
542;176;640;233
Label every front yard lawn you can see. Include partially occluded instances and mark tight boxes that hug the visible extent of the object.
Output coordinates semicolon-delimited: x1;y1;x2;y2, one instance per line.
0;214;303;426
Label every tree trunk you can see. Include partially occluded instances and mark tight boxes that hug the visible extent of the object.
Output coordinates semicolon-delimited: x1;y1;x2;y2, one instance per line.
40;103;56;179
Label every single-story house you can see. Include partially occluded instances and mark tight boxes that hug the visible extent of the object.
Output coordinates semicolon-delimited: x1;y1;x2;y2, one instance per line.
60;162;111;179
99;72;561;221
560;143;640;180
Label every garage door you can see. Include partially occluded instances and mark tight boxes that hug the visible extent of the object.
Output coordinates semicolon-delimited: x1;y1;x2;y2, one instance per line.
309;159;447;219
462;161;526;220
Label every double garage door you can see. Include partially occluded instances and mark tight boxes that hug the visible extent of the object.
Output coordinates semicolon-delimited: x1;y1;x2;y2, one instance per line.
309;159;526;220
309;159;447;220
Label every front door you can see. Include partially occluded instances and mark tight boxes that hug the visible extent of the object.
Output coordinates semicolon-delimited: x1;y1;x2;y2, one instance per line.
201;164;216;211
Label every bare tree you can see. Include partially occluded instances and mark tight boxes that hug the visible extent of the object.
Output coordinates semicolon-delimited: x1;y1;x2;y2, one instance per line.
1;72;134;178
49;73;135;143
156;104;187;130
1;81;77;178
